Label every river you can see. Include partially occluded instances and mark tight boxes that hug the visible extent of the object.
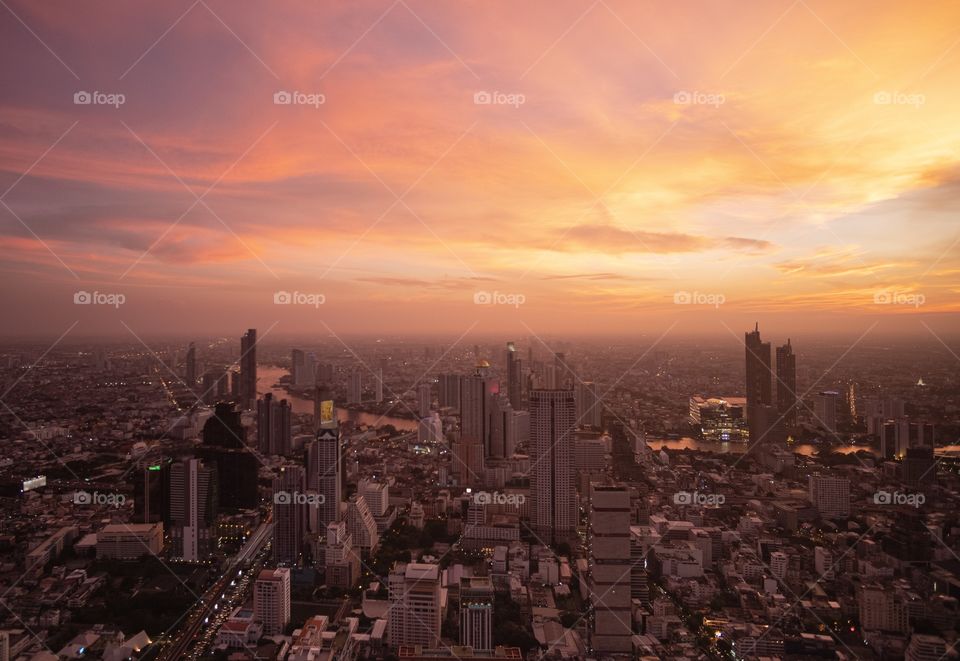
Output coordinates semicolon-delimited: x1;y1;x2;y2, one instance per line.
256;365;418;431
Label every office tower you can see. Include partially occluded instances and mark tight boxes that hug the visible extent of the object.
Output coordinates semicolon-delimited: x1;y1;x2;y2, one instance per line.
358;478;389;517
506;341;523;410
808;474;850;519
462;363;496;457
306;410;341;528
859;585;909;633
744;323;773;424
460;576;494;651
902;446;936;488
629;528;651;605
879;421;898;460
200;402;258;509
453;435;485;487
895;420;936;458
418;382;432;417
185;342;197;387
239;329;257;410
589;484;632;654
324;521;359;589
775;339;797;429
345;494;379;557
575;381;603;429
257;393;292;456
487;393;513;459
506;410;529;456
291;349;305;386
200;370;225;406
347;370;362;404
375;367;384;402
133;459;170;524
168;458;218;562
388;563;441;648
273;466;307;566
814;391;839;434
438;373;462;412
529;389;577;544
254;568;291;636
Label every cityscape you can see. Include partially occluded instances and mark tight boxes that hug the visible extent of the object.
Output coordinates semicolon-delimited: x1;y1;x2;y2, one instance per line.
2;2;960;661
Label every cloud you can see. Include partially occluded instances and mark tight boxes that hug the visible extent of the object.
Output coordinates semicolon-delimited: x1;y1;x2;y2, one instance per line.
555;223;776;255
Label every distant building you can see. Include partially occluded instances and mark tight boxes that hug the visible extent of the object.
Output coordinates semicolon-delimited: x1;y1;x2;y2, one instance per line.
744;323;773;425
169;458;218;561
814;391;839;435
388;563;442;648
808;474;850;519
257;393;292;455
775;339;797;429
200;403;258;509
133;459;170;524
240;329;258;410
460;576;494;651
273;466;308;566
589;484;632;654
324;521;359;589
348;370;363;404
254;568;291;636
346;494;379;557
97;523;163;560
688;396;748;442
530;389;577;544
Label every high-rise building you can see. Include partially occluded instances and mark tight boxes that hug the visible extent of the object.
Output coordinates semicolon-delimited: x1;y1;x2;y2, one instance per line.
347;370;362;404
388;563;441;648
530;389;577;544
770;551;788;580
775;339;797;429
744;323;773;424
814;391;839;435
902;446;936;488
239;329;258;410
273;466;307;566
506;341;523;410
575;381;603;429
808;474;850;519
895;420;936;458
906;634;948;661
438;373;461;412
133;459;170;524
345;494;379;557
589;484;632;654
324;520;359;589
257;393;292;455
487;393;514;459
375;367;384;402
291;349;305;386
462;362;496;457
418;382;432;417
307;403;341;528
199;402;259;509
460;576;494;651
185;342;197;387
169;458;218;562
453;435;485;487
254;568;291;636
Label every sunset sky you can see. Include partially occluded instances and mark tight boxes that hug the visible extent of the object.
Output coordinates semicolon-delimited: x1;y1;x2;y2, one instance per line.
1;0;958;338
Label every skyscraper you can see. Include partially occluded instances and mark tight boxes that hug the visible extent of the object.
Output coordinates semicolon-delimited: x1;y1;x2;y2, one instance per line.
133;459;170;524
576;381;603;429
814;391;839;435
487;393;514;459
168;458;218;562
240;329;258;410
291;348;305;385
462;362;496;457
388;563;442;648
775;339;797;430
200;402;259;509
460;576;494;651
375;367;384;402
185;342;197;387
530;389;577;544
307;394;341;528
254;568;291;635
273;466;307;566
506;341;523;410
745;323;774;443
257;393;292;455
589;484;633;654
418;382;432;417
438;373;462;412
347;370;362;404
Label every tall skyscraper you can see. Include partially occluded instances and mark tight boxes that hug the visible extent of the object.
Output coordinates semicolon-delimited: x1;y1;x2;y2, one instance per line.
589;484;633;654
307;392;341;528
487;393;514;459
418;382;432;417
530;389;577;544
575;381;603;429
462;362;496;457
814;391;839;434
347;370;362;404
506;341;523;410
375;367;384;402
775;339;797;430
744;323;773;419
254;568;291;636
460;576;494;651
291;348;305;385
168;458;218;562
240;328;258;410
185;342;197;387
345;494;379;557
133;459;170;524
388;563;442;648
257;393;292;455
200;402;259;509
438;373;462;412
453;435;485;487
273;466;307;566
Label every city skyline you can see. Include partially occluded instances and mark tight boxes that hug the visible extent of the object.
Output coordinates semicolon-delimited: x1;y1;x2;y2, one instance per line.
1;0;959;336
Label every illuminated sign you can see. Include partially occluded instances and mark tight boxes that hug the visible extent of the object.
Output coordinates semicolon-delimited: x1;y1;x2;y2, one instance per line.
148;465;161;471
22;475;47;492
319;399;334;424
